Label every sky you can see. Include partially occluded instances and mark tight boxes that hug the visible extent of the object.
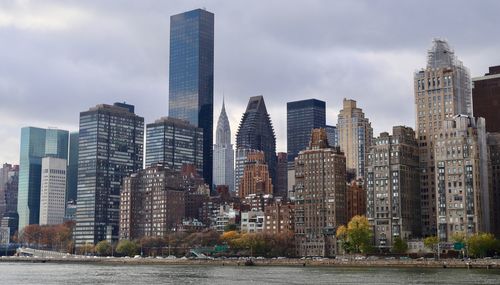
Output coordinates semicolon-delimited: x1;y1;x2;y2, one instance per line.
1;0;499;164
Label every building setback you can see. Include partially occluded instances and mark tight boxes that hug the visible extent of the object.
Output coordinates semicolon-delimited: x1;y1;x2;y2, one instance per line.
336;99;373;180
235;96;276;195
145;117;203;175
295;129;347;257
168;8;214;188
414;39;472;237
74;103;143;245
435;115;488;242
120;164;185;240
488;133;500;238
17;127;68;231
213;100;235;193
39;157;67;225
366;126;421;249
287;99;326;165
239;151;273;198
472;65;500;133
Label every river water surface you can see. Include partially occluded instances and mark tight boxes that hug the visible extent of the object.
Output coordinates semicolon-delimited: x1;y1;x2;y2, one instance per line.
0;262;499;284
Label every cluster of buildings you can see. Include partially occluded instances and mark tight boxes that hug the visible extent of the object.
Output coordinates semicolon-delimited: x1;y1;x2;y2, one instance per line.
1;8;500;258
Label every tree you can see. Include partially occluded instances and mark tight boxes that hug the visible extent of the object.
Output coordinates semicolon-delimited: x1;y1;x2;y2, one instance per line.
77;243;95;255
467;233;496;258
224;224;238;232
423;236;439;256
95;240;112;256
392;237;408;254
116;240;139;257
347;215;372;253
336;225;351;253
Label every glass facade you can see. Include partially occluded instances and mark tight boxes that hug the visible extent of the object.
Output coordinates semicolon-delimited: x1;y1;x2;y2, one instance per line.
287;99;326;164
66;132;79;202
145;117;203;175
325;125;338;147
169;9;214;188
74;103;143;245
17;127;69;231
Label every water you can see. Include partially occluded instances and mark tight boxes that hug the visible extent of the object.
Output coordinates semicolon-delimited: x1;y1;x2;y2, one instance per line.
0;262;499;284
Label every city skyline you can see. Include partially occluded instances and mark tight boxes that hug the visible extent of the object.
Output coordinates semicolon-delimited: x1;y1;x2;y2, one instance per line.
1;1;500;166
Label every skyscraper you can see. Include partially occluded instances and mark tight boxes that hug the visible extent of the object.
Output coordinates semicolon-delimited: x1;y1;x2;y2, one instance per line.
213;100;235;193
366;126;421;249
287;99;326;165
17;127;68;231
325;125;338;147
336;99;373;179
472;65;500;133
66;132;79;203
39;157;67;226
145;117;203;174
239;151;273;198
294;129;346;257
169;8;214;188
235;96;276;195
414;39;472;236
74;103;143;245
0;164;19;219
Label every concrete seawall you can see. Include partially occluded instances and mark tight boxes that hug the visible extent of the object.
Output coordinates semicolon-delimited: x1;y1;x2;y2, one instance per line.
1;256;499;269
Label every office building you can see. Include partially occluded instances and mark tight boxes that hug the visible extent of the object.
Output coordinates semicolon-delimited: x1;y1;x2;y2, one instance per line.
213;100;235;193
17;127;68;230
435;115;488;241
0;164;18;219
295;129;347;257
287;99;326;165
325;125;338;147
120;164;185;240
145;117;203;175
169;8;214;187
336;99;373;179
239;151;273;198
472;65;500;133
235;96;276;194
74;103;143;245
414;39;472;236
39;157;67;225
366;126;421;249
66;132;79;202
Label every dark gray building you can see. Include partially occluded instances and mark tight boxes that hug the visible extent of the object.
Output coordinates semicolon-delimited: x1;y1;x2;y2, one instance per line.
287;99;326;165
74;103;143;245
66;132;78;202
145;117;203;175
168;8;214;188
325;125;338;147
235;96;276;191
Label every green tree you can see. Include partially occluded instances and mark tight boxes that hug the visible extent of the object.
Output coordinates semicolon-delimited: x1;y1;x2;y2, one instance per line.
423;236;439;257
347;215;372;253
392;237;408;254
95;240;112;256
467;233;496;258
116;240;139;257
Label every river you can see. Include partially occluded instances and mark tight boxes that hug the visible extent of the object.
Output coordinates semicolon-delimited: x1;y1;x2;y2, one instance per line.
0;262;499;284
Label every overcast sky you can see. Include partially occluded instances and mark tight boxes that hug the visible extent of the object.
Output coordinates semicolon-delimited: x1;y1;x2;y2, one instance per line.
1;0;499;164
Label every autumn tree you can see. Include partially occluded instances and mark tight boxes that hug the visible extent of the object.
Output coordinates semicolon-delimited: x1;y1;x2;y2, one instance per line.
116;240;139;257
467;233;496;258
336;215;372;254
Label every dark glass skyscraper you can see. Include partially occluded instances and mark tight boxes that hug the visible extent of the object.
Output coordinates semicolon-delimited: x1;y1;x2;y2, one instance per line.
168;8;214;188
17;127;68;231
235;96;277;189
74;103;143;245
287;99;326;164
66;132;79;202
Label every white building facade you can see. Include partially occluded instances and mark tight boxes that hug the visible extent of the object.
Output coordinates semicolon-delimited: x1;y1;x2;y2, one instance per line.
39;157;67;225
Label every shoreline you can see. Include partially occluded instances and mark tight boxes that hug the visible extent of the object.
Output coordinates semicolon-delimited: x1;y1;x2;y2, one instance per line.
1;257;499;269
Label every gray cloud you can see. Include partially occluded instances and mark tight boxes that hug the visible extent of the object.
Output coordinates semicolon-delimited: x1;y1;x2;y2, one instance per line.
1;0;500;164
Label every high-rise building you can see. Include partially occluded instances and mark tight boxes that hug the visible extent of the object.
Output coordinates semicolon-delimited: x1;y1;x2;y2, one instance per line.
213;100;235;193
488;133;500;238
435;115;488;242
472;65;500;133
0;164;19;218
336;98;373;179
275;152;288;199
74;103;143;245
120;164;185;240
346;179;366;222
295;129;347;257
414;39;472;236
66;132;79;203
39;157;67;225
145;117;203;175
235;96;276;194
287;99;326;165
264;200;295;235
325;125;338;147
239;151;273;198
17;127;68;231
366;126;421;249
169;8;214;188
